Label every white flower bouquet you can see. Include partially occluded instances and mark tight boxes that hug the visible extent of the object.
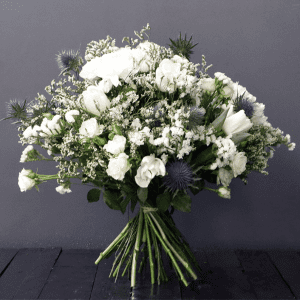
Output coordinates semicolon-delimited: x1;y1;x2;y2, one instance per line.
2;24;295;287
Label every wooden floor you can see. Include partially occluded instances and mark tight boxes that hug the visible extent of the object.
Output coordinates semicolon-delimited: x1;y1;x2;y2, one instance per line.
0;247;299;299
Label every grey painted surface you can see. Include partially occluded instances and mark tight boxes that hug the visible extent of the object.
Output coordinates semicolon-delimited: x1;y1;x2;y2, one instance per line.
0;0;299;250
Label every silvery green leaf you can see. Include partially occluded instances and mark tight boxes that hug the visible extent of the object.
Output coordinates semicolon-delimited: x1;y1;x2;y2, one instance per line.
211;107;230;132
231;132;251;145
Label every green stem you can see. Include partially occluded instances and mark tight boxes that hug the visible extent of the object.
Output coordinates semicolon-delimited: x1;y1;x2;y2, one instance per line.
95;220;132;265
149;212;197;281
131;209;144;287
145;216;155;284
146;214;189;287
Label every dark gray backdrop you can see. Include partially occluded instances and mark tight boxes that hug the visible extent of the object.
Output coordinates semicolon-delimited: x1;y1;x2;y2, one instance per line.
0;0;299;251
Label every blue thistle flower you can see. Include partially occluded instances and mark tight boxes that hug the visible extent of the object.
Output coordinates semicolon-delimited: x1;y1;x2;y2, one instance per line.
184;106;205;130
56;48;83;79
0;98;28;124
233;92;254;118
162;159;194;193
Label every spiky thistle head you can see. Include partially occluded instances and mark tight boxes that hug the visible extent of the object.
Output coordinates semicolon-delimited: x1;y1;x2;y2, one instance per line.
184;105;205;130
55;48;83;78
1;98;28;124
233;91;255;118
168;32;198;61
162;159;195;193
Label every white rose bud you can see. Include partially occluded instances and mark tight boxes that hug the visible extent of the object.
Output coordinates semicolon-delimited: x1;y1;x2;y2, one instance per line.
82;85;111;116
103;135;126;155
56;185;72;194
79;118;102;139
217;186;231;199
222;105;253;136
230;152;247;177
18;168;36;192
106;153;131;181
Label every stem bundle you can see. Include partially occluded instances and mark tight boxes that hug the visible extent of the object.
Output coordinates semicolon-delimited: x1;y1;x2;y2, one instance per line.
95;204;202;287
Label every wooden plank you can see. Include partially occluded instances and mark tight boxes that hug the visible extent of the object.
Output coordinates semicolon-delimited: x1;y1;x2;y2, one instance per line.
38;249;98;299
201;249;257;299
131;250;182;299
266;250;300;298
90;249;131;300
179;249;216;299
0;247;61;299
235;249;295;299
12;247;61;299
0;248;19;275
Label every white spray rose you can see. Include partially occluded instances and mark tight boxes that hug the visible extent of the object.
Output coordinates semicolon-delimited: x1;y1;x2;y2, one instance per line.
18;168;36;192
200;78;216;92
155;59;181;93
135;154;166;188
65;110;80;123
217;168;234;187
82;85;111;116
222;105;253;136
79;118;102;139
230;152;247;177
56;185;72;194
103;135;126;155
106;153;131;181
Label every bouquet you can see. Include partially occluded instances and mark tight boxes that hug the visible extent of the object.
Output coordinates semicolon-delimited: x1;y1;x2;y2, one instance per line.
2;24;295;288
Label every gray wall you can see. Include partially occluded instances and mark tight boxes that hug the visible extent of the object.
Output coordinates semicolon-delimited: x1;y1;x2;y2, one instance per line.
0;0;299;251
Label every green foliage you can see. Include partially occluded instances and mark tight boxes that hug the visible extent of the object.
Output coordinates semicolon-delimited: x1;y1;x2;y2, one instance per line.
211;107;230;132
103;189;129;214
168;32;198;61
137;187;148;203
87;188;101;203
171;191;191;213
189;179;205;196
156;191;171;212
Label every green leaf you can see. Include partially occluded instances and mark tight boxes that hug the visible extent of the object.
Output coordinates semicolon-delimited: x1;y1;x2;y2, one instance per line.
108;132;115;140
93;136;107;146
156;192;171;212
211;107;230;132
194;146;216;166
131;196;138;212
112;124;122;135
171;192;191;213
231;132;251;146
189;179;205;196
137;187;148;203
120;196;131;214
103;189;122;211
87;188;101;203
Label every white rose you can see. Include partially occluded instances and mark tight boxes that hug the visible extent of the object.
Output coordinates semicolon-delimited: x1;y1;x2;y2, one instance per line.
171;55;189;64
56;185;72;194
137;41;160;53
135;154;166;188
82;85;111;116
18;168;36;192
97;78;113;93
65;110;80;123
155;59;181;93
131;48;150;73
222;105;253;136
103;135;126;155
80;48;136;84
106;153;131;181
217;168;234;187
79;118;102;139
230;152;247;177
200;78;216;92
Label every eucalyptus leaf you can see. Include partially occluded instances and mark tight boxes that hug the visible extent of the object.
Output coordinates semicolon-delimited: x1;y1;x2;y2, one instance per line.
87;188;101;203
231;132;251;146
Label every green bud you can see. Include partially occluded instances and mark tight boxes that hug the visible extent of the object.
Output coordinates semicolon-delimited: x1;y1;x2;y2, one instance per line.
93;136;107;146
108;132;115;140
42;113;53;120
112;124;122;135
